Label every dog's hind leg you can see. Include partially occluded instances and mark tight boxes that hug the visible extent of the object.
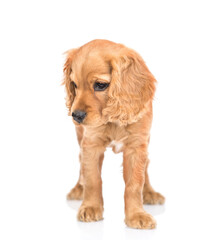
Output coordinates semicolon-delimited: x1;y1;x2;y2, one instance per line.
67;125;84;200
143;159;165;204
67;151;84;200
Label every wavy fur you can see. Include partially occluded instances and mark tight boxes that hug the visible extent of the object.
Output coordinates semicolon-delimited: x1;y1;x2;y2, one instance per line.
63;40;164;229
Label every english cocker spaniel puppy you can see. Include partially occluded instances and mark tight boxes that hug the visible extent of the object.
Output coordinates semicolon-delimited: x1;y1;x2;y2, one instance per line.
63;39;165;229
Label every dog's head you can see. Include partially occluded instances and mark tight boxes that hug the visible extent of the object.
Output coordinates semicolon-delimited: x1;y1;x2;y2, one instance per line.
63;40;156;126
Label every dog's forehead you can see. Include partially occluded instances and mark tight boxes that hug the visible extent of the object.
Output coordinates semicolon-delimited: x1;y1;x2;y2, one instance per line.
72;48;111;80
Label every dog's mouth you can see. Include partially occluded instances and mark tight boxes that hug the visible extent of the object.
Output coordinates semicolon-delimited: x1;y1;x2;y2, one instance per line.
73;115;107;128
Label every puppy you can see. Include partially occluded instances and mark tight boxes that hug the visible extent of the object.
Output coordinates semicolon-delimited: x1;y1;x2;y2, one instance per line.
63;39;165;229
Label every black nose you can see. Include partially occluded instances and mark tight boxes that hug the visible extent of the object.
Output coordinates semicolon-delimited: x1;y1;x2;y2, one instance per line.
72;110;86;123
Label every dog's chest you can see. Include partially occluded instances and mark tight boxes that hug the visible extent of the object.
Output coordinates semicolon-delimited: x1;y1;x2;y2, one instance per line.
108;140;124;153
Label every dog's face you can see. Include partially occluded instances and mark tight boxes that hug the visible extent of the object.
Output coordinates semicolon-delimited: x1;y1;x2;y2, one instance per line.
63;40;156;126
67;48;111;126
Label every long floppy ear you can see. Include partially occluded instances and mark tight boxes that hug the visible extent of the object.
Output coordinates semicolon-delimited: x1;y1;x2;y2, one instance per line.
103;49;156;125
63;49;78;115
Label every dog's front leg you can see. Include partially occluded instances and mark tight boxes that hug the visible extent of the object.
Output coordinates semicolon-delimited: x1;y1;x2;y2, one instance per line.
123;143;156;229
77;141;105;222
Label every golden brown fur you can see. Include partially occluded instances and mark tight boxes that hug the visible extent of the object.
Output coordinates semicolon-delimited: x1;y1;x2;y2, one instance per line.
63;40;165;229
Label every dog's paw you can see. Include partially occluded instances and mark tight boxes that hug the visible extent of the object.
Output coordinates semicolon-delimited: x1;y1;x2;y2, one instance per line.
77;205;103;222
143;191;165;205
125;212;156;229
67;184;83;200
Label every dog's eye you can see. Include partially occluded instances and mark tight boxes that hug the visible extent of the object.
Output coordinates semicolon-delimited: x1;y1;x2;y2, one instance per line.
94;82;109;91
72;82;77;88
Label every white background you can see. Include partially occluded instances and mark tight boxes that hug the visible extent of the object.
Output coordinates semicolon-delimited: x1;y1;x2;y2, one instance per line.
0;0;203;239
